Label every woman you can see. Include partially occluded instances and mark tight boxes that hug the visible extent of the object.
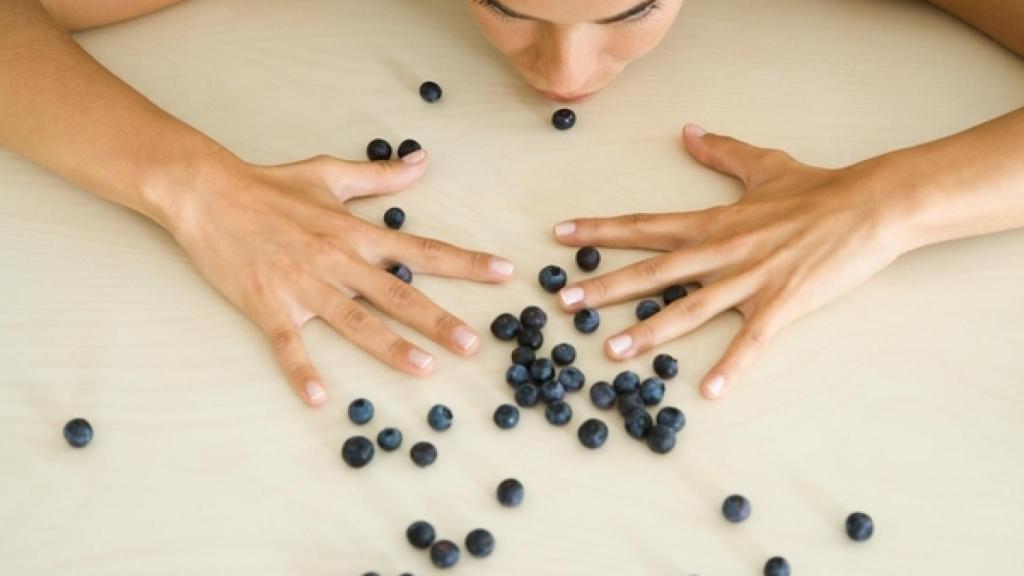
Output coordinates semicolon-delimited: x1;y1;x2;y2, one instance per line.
2;0;1022;405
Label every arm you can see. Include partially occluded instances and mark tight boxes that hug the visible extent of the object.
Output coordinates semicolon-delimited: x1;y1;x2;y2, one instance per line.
926;0;1024;57
39;0;187;32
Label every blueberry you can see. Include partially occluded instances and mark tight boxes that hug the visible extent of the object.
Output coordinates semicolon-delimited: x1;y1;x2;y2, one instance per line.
551;108;576;130
656;406;686;432
419;80;443;103
427;404;453;432
514;383;541;408
557;366;585;392
388;263;413;284
63;418;93;448
612;371;640;395
366;138;392;161
540;380;566;404
624;408;653;439
510;346;536;367
646;424;676;454
490;313;520;341
764;556;791;576
519;305;548;329
575;246;601;272
382;207;406;231
341;436;375;468
347;398;375;425
410;441;437;467
653;353;679;380
589;381;617;410
845;512;874;542
573;308;600;334
722;494;752;523
617;392;645;417
538;265;568;293
497;478;525;507
551;343;576;366
397;138;422;159
376;427;403;451
465;528;495;558
577;418;609;449
529;358;555;383
493;404;520;430
663;284;688;305
517;326;544;350
545;401;573;426
429;540;460;569
406;520;436;549
635;299;661;321
505;364;530;387
639;378;665;406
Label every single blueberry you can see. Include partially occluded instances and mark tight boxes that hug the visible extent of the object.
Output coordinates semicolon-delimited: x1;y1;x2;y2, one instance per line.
406;520;436;549
656;406;686;432
505;364;530;387
429;540;460;569
497;478;525;507
577;418;609;449
388;263;413;284
529;358;556;383
493;404;520;430
653;353;679;380
845;512;874;542
397;139;422;159
540;380;566;404
646;424;677;454
383;207;406;230
635;299;661;321
419;80;443;103
613;371;640;395
427;404;453;432
544;401;573;426
573;308;600;334
510;346;536;367
575;246;601;272
376;427;403;451
663;284;688;305
341;436;375;468
366;138;392;161
764;556;791;576
557;366;585;392
519;305;548;329
639;378;665;406
624;408;653;439
589;381;617;410
514;383;541;408
410;441;438;467
347;398;375;425
465;528;495;558
517;326;544;350
722;494;752;523
551;108;576;130
538;265;568;293
617;392;645;417
490;313;520;341
551;343;576;366
63;418;93;448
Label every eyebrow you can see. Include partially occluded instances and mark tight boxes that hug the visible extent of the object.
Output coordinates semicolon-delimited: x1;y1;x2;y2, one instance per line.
486;0;659;24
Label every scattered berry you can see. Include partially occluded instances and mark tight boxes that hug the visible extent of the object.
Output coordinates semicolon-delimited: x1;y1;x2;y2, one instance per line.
490;313;520;341
551;108;577;130
613;371;640;395
646;424;677;454
573;307;600;334
410;441;438;467
63;418;93;448
347;398;375;425
544;400;573;426
663;284;688;305
427;404;453;432
538;265;568;293
519;305;548;329
493;404;520;430
366;138;392;161
510;346;536;367
653;353;679;380
617;392;645;417
639;378;665;406
419;80;443;103
635;299;661;321
406;520;436;549
517;326;544;350
624;408;653;439
722;494;752;523
656;406;686;432
341;436;375;468
845;512;874;542
430;540;460;569
540;380;566;404
589;382;617;410
383;207;406;230
551;343;576;366
529;358;555;383
514;383;541;408
505;364;530;387
465;528;495;558
388;263;413;284
497;478;525;508
557;366;585;392
575;246;601;272
376;427;403;451
397;138;422;159
764;556;791;576
577;418;609;449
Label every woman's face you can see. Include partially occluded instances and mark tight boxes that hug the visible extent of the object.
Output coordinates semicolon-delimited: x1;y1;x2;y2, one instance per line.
468;0;684;102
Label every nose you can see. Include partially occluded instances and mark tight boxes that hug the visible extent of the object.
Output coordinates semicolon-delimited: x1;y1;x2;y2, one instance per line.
535;26;597;100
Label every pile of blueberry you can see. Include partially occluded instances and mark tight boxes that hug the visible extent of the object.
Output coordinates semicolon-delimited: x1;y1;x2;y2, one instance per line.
340;398;441;469
592;356;685;454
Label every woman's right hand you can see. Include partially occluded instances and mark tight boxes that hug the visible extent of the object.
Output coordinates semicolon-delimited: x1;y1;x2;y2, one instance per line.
164;148;515;406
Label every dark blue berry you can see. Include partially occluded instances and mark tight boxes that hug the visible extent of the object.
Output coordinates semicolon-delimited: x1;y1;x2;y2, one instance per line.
493;404;520;430
376;427;403;451
497;478;525;507
419;80;443;103
617;392;645;417
613;371;640;395
429;540;460;569
589;382;617;410
551;108;576;130
410;441;437;467
639;378;665;406
517;326;544;350
646;424;676;454
764;556;791;576
656;406;686;432
366;138;392;161
383;207;405;230
723;494;752;523
846;512;874;542
465;528;495;558
63;418;93;448
653;353;679;380
663;284;688;305
505;364;530;387
545;401;572;426
575;246;601;272
406;520;436;549
490;313;520;341
510;346;535;367
388;263;413;284
577;418;609;449
557;366;585;392
427;404;453;432
624;408;653;439
573;307;600;334
551;343;576;366
635;299;661;321
341;436;375;468
397;139;421;159
540;380;566;404
530;358;555;383
538;265;567;293
347;398;374;425
519;305;548;329
514;383;541;408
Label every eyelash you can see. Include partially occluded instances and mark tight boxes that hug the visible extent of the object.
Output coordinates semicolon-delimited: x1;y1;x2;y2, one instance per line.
475;0;661;24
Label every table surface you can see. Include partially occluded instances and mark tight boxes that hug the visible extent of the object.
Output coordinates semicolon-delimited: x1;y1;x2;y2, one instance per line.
2;0;1024;574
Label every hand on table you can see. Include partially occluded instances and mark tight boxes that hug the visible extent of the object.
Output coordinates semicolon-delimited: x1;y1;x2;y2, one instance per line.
167;149;515;406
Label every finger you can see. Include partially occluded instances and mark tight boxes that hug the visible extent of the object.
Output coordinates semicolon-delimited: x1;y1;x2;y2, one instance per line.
682;123;791;190
321;152;429;201
552;212;705;251
302;279;438;376
603;276;755;360
370;230;515;283
260;319;328;407
700;309;783;399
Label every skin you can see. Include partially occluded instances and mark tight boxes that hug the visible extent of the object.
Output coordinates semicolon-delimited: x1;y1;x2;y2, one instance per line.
2;0;1023;405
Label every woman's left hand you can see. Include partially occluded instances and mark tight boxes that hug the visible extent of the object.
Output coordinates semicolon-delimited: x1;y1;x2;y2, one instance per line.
552;124;915;400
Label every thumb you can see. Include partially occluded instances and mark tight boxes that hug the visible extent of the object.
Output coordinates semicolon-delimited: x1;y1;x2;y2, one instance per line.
699;309;782;400
682;123;785;190
322;149;429;202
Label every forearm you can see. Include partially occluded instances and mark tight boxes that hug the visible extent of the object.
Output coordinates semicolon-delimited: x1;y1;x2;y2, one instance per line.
0;0;240;231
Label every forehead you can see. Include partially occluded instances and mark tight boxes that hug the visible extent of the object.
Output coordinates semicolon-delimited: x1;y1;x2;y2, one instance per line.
495;0;649;23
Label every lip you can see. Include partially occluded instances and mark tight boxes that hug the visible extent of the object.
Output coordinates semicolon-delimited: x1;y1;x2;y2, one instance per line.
539;90;594;103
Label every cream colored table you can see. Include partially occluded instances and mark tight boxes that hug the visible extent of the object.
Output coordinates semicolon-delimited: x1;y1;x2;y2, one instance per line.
2;0;1024;574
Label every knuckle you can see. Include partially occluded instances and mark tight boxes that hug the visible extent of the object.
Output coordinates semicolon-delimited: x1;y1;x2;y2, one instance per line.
637;257;667;282
678;295;706;319
385;279;416;307
585;276;610;300
418;237;448;258
339;303;371;332
268;327;295;353
385;337;406;362
433;313;459;337
625;213;652;229
633;321;658;348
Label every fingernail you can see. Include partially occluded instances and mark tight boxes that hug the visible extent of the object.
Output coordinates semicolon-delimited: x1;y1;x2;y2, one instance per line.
305;380;326;404
560;286;584;307
408;348;435;370
489;257;515;277
554;221;576;237
453;327;479;351
685;124;708;138
607;334;633;356
402;149;426;164
704;374;726;397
